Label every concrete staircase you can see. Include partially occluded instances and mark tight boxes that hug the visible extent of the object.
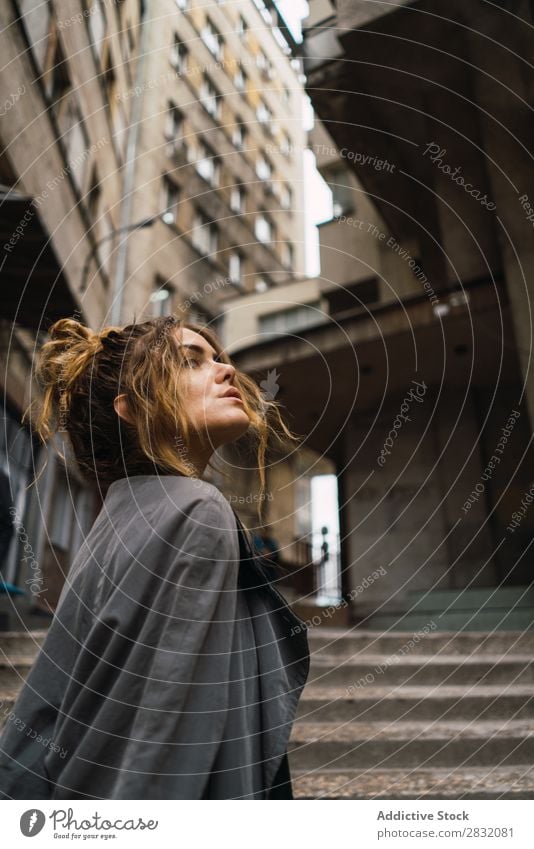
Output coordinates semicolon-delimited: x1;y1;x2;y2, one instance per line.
289;627;534;799
0;631;47;732
363;587;534;631
2;629;534;799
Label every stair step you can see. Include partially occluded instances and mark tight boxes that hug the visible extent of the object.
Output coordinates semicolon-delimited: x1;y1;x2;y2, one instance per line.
365;611;534;631
408;586;534;609
289;719;534;770
308;654;534;686
0;691;19;728
293;628;534;794
291;766;534;799
0;655;37;689
0;631;46;657
297;685;534;722
306;629;534;656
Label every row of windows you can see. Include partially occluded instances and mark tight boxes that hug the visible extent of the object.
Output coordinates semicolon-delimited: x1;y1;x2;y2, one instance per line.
148;2;296;309
152;289;322;341
150;285;320;343
165;102;293;212
149;272;275;321
149;278;219;326
259;301;323;337
150;276;315;324
161;174;294;281
20;0;134;188
173;0;293;106
170;25;293;157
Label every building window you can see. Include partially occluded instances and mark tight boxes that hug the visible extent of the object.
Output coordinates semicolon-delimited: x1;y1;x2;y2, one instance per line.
233;63;247;93
170;35;188;73
165;101;183;151
86;164;101;221
150;280;174;317
188;302;211;325
63;100;90;191
281;241;294;269
161;175;180;223
256;49;273;79
255;276;269;293
330;167;356;216
44;35;71;116
280;131;292;157
201;19;223;60
259;302;323;338
175;0;188;8
260;4;273;25
200;75;220;119
230;184;245;214
255;212;272;244
256;100;272;128
103;53;116;101
228;250;242;285
86;165;109;271
116;0;126;23
256;49;267;72
237;14;247;36
20;0;52;71
126;18;135;53
280;184;292;210
255;154;272;181
232;117;245;150
195;141;220;187
192;210;218;256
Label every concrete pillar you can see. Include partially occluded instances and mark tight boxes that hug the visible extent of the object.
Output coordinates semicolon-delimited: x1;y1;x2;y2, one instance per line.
470;32;534;431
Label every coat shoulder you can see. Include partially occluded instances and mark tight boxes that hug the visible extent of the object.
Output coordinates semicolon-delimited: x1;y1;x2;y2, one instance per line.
104;475;235;526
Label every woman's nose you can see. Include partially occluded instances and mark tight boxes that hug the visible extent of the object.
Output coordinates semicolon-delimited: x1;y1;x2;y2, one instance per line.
217;361;236;383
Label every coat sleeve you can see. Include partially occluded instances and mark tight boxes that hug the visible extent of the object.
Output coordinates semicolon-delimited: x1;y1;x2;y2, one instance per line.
1;494;241;800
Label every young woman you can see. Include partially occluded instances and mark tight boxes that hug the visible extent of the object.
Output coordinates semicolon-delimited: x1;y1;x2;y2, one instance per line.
0;314;310;800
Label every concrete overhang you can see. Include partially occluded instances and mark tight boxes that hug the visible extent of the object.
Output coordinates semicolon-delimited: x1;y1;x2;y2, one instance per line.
232;278;516;460
0;191;81;331
302;0;530;289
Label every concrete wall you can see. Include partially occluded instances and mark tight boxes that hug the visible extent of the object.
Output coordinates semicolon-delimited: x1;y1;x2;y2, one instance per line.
222;276;323;350
340;381;534;620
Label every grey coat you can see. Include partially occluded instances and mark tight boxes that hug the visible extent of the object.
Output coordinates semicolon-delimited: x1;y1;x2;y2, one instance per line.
0;475;310;799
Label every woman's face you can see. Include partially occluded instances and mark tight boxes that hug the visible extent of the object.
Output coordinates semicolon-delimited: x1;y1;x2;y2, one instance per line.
174;327;250;449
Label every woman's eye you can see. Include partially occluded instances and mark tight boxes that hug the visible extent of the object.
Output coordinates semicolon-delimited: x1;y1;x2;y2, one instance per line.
183;358;200;368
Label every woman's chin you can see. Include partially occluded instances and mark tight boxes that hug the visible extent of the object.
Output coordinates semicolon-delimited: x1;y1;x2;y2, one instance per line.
214;415;251;445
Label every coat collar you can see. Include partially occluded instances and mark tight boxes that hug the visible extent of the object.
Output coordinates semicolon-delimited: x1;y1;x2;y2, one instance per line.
231;508;310;636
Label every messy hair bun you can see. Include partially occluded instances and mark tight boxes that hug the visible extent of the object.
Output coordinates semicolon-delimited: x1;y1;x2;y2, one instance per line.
28;319;125;442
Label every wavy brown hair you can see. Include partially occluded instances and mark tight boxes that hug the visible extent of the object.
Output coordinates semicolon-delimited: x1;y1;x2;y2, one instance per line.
24;314;300;521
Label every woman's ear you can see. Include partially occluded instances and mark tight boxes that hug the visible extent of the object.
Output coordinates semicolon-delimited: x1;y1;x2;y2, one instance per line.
113;393;134;425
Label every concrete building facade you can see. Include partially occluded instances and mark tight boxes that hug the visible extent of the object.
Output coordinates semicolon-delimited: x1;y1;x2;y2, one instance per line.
120;0;307;326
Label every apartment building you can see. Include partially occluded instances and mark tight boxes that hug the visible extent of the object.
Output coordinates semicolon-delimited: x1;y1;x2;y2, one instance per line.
123;0;307;330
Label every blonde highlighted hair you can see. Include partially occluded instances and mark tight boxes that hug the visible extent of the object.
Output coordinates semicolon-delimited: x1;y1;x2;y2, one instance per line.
24;314;299;519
